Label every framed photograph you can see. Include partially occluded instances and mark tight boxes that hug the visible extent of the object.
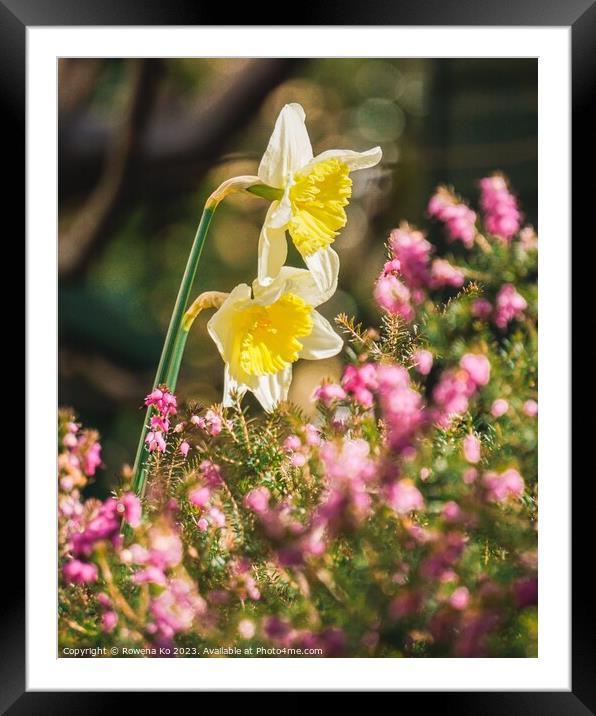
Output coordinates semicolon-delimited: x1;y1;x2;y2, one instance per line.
12;1;589;707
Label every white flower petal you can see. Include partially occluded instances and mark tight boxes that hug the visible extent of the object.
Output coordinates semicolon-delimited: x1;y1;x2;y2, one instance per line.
252;365;292;412
304;247;340;296
222;365;247;407
207;284;251;362
306;146;382;173
257;202;288;287
258;104;313;188
299;311;343;360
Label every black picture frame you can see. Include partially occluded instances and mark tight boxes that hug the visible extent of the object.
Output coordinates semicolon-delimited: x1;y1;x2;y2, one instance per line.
9;1;592;709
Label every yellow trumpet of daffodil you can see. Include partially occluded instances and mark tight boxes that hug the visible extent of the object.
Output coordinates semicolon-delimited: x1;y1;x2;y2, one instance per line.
207;260;342;412
254;103;382;290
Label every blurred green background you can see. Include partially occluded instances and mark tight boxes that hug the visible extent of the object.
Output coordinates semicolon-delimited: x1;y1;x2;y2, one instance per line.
58;58;537;496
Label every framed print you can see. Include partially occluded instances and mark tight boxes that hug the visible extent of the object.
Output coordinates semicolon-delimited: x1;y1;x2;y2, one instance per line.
10;1;591;708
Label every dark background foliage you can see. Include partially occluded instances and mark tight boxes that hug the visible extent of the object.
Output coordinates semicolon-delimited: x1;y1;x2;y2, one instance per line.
58;58;537;496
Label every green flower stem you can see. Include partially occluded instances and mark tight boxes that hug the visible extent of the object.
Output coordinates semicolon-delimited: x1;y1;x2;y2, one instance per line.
131;203;217;498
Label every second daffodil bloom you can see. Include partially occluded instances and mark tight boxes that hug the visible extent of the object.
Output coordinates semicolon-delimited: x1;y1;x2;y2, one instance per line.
207;263;343;412
256;103;382;289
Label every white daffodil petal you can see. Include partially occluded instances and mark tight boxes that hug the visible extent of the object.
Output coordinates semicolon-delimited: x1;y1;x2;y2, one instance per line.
207;284;251;361
258;104;313;189
222;365;247;407
299;311;343;360
269;187;293;229
257;203;288;287
270;258;338;308
304;247;341;296
307;146;382;173
252;365;293;412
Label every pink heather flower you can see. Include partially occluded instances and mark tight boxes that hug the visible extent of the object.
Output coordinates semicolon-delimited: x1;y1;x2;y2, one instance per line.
144;388;177;416
472;298;492;319
463;434;481;464
179;441;190;458
200;460;222;486
238;619;256;640
63;432;78;448
420;467;431;481
479;174;522;241
430;259;465;289
173;421;185;433
374;272;414;321
494;284;528;329
190;414;206;429
102;610;118;632
491;399;509;417
523;399;538;417
428;188;477;248
442;501;462;522
283;435;302;452
97;592;111;608
342;364;378;409
433;368;477;425
82;441;102;476
244;487;270;514
483;468;525;502
320;438;376;485
463;467;478;484
449;586;470;610
314;382;347;406
204;409;223;436
519;226;538;251
291;452;307;467
119;492;142;528
385;479;424;515
150;578;206;639
188;485;211;508
413;349;433;376
209;507;226;528
197;517;209;532
145;431;166;454
389;225;433;289
460;353;491;387
63;559;98;584
304;423;322;446
377;366;424;451
147;525;183;569
133;565;167;586
150;414;170;432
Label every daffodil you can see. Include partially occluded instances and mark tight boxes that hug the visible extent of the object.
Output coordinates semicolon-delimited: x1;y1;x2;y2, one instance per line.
207;261;342;411
254;103;382;289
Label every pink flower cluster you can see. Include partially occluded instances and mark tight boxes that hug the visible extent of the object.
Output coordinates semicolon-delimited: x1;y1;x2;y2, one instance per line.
374;259;414;321
494;284;528;329
433;353;491;427
149;577;206;640
483;468;525;503
70;492;141;559
63;492;141;586
375;225;467;321
144;387;177;453
479;174;522;241
190;409;224;436
390;225;432;292
342;363;378;409
60;421;102;489
428;187;477;248
376;364;425;451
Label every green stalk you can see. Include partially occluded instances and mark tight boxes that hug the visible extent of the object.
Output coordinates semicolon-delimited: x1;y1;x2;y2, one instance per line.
131;203;216;498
